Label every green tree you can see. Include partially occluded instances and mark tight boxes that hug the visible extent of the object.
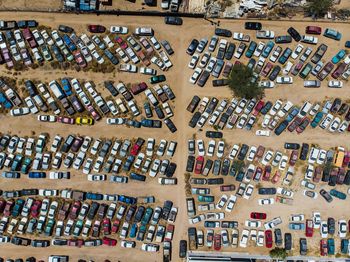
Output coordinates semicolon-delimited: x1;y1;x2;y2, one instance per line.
231;160;245;173
227;63;264;99
305;0;334;18
269;247;288;259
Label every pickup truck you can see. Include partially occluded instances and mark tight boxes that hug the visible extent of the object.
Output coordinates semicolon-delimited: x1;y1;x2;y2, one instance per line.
188;227;197;250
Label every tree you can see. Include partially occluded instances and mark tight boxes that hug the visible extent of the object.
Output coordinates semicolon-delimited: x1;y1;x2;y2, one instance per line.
269;247;288;259
231;160;245;173
227;63;264;99
323;161;335;174
305;0;334;18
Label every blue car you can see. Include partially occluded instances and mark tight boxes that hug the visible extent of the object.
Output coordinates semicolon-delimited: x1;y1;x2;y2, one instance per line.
86;192;103;200
0;93;12;109
286;107;299;122
341;239;349;254
289;223;305;230
63;34;77;52
324;28;342;41
278;48;292;64
262;41;275;58
331;49;346;64
130;172;146;182
245;41;257;58
311;112;324;128
123;155;135;172
28;172;46;179
118;195;137;205
129;223;138;238
61;78;72;96
346;41;350;48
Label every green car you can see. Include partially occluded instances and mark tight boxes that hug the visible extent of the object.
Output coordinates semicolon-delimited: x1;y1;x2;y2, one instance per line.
328;238;335;255
330;189;346;200
299;63;313;79
73;219;84;237
149;75;166;84
311;112;324;128
11;199;25;217
44;219;55;236
197;195;215;202
141;207;153;226
21;157;32;174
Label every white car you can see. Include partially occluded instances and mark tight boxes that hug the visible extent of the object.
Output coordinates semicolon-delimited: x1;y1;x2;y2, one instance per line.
229;144;240;160
87;174;106;181
291;44;304;59
276;76;293;84
197;140;205;156
255;130;270;137
110;26;128;34
245;220;261;228
338;220;347;238
206;140;215;157
216;194;228;209
320;221;328;238
259;80;275;88
329;117;341;132
261;150;274;166
290;214;305;222
258;198;275;205
10;107;30;116
140;67;157;76
189;67;202;84
313;212;321;229
216;141;225;158
279;155;288;170
246;146;257;162
188;53;199;69
116;48;129;63
225;195;237;212
239;229;250;248
328;80;343;88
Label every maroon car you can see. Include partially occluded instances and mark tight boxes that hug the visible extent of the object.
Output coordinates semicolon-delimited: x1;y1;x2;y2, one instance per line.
253;100;265;116
261;62;273;77
265;230;273;248
22;28;37;48
317;61;334;81
102;218;111;235
0;200;6;213
88;24;106;33
289;150;298;166
250;212;267;219
214;233;221;251
87;105;101;121
331;62;347;79
71;136;84;152
337;168;346;184
69;201;81;220
306;26;322;35
73;50;87;68
130;82;148;95
30;200;42;218
57;116;75;125
262;165;271;181
313;166;322;183
253;167;263;181
288;116;302;132
296;117;310;133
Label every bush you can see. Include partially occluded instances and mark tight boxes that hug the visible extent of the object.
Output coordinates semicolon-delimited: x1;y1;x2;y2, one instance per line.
269;247;288;259
305;0;333;18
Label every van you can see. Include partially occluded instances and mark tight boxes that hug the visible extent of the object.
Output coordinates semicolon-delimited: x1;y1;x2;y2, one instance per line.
49;80;65;100
135;27;154;36
298;101;312;118
283;61;293;75
308;147;320;164
186;197;196;217
333;147;345;168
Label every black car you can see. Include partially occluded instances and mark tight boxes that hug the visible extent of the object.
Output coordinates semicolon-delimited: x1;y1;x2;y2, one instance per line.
221;159;230;176
189;112;201;128
186;39;199;55
237;144;249;161
58;24;74;33
284;143;300;150
260;101;272;115
20;189;38;196
165;162;177;177
274;228;283;246
258;187;277;195
164;118;177;133
212;79;229;87
179;240;187;258
197;70;210;87
134;206;145;223
275;35;292;44
299;143;309;160
320;189;333;202
24;80;38;97
164;16;183;26
205;131;223;138
162;200;173;220
245;22;262;30
344;170;350;185
284;233;292;250
207;178;224;185
87;202;99;220
161;40;174;55
269;65;281;81
330;98;341;113
322;169;330;182
299;238;307;255
287;27;301;42
328;217;335;234
215;28;232;37
155;105;165;119
186;156;195;172
225;43;235;60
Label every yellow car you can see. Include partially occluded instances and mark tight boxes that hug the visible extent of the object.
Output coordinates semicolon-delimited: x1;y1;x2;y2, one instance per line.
76;117;94;125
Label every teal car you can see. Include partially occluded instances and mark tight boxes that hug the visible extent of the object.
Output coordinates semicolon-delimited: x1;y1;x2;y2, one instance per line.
324;28;342;41
341;239;349;254
197;195;214;202
21;157;32;174
330;189;346;200
73;219;83;237
311;112;324;128
327;238;335;255
11;154;23;171
44;219;55;236
136;224;146;241
149;75;166;84
12;199;25;217
262;41;275;58
245;41;257;58
331;49;346;64
299;63;313;79
141;207;153;226
129;223;138;238
289;223;305;230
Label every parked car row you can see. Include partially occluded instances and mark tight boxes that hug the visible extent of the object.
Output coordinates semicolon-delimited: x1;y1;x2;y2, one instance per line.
0;195;176;252
187;24;350;87
0;23;174;74
0;134;178;183
187;96;350;135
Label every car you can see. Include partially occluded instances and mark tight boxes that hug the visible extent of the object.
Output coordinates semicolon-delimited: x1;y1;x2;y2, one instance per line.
287;27;301;41
320;189;333;203
88;24;106;33
215;28;232;37
164;16;183;25
110;26;128;34
324;28;342;40
245;22;262;30
328;80;343;88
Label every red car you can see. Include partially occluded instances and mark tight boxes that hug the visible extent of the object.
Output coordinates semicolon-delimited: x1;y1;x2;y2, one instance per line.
67;239;84;247
331;62;347;79
103;218;111;235
0;199;6;213
313;166;322;183
317;62;334;81
250;212;267;220
111;219;120;234
261;62;273;77
306;26;322;35
102;236;117;246
115;36;128;49
164;224;175;241
220;185;235;192
30;200;42;218
252;100;264;116
289;150;298;166
320;239;328;256
271;171;281;184
288;116;302;132
57;116;75;125
3;200;14;216
253;167;263;181
69;201;81;220
305;219;314;237
87;105;101;121
130;82;148;95
73;50;87;68
342;152;350;167
262;165;271;181
296;117;310;134
214;233;221;251
88;24;106;33
265;230;273;248
194;156;204;174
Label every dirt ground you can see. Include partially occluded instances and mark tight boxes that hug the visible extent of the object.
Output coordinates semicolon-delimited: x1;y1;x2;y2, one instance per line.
0;12;350;261
0;0;61;11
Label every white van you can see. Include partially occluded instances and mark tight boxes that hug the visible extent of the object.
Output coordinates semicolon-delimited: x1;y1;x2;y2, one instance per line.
298;101;312;118
135;27;154;36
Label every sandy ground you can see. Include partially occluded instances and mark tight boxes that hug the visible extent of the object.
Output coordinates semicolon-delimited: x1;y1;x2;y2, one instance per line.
0;0;61;11
0;12;349;261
